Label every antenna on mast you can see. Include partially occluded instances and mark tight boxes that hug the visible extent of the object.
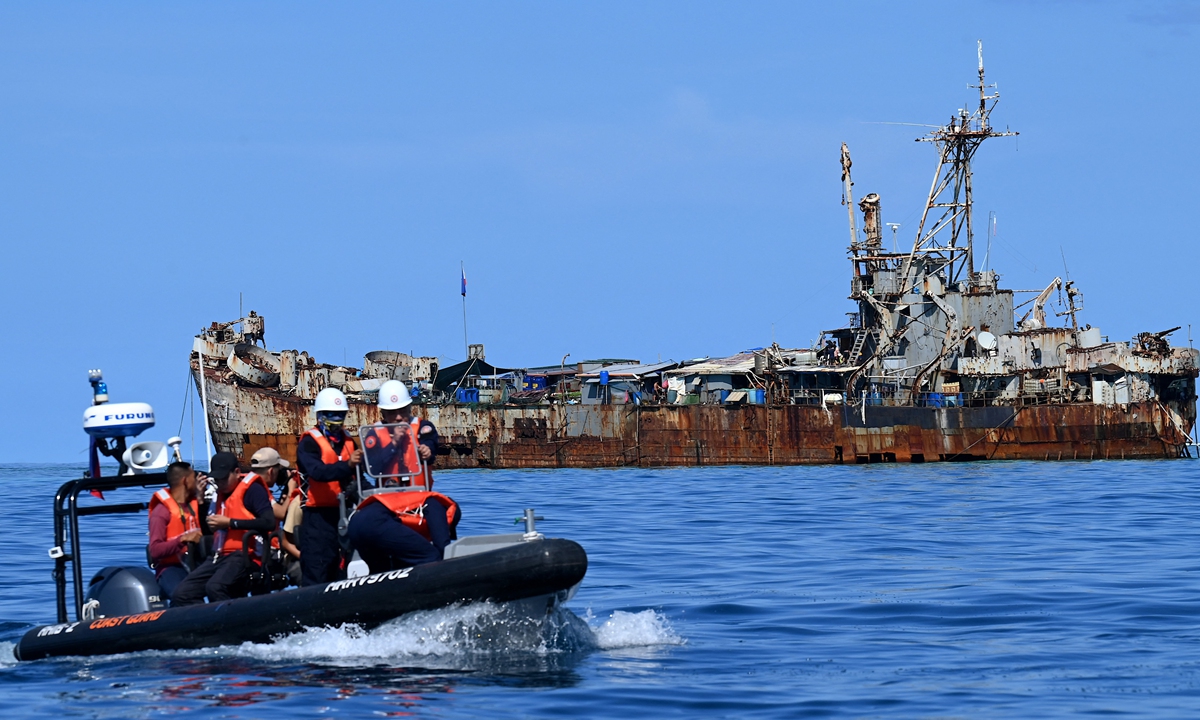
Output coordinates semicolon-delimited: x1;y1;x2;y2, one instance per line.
904;40;1017;289
978;40;986;116
886;222;901;253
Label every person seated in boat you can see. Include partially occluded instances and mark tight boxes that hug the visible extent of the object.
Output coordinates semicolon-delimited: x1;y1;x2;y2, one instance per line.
296;388;363;586
171;452;276;606
347;380;459;573
249;446;303;585
147;461;204;600
280;478;303;586
248;447;294;521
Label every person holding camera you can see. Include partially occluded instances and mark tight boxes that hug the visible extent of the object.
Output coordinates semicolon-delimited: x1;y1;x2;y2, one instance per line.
248;447;294;520
171;452;275;606
249;446;302;584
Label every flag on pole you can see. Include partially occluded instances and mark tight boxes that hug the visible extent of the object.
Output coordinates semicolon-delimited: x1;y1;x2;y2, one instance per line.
460;263;467;297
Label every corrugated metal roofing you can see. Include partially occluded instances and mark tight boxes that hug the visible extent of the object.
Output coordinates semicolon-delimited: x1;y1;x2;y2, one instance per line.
577;360;683;378
775;364;861;373
664;353;758;376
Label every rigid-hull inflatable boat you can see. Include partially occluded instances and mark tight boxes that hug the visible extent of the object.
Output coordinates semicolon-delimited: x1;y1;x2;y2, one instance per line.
14;470;585;662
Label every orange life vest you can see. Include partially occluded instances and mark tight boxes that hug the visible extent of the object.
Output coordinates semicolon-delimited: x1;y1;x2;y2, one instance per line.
357;491;459;542
217;472;271;556
363;417;432;488
148;488;200;568
300;428;356;508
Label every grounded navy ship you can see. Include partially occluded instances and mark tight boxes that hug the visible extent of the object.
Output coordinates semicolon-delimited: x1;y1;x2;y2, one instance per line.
191;48;1198;468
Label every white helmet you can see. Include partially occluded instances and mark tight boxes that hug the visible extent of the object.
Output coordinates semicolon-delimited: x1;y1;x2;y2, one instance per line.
314;387;349;414
377;380;412;410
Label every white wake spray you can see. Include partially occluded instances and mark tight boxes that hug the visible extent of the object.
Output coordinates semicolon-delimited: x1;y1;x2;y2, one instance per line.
225;603;681;665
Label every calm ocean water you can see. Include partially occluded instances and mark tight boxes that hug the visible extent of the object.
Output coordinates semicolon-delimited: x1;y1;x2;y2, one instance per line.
2;459;1200;718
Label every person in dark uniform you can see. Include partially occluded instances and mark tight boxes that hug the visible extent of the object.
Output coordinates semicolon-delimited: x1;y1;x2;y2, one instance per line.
172;452;275;605
348;380;457;573
295;387;362;586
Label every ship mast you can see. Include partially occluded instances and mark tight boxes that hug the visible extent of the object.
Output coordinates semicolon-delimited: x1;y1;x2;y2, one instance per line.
904;41;1017;288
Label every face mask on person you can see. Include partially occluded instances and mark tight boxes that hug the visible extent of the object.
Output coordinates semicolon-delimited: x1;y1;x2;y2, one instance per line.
318;412;347;437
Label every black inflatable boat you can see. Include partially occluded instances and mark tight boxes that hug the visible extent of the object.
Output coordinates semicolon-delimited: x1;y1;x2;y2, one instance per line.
14;473;587;661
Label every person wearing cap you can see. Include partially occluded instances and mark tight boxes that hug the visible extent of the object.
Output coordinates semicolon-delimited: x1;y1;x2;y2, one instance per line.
346;380;457;574
250;446;302;585
296;388;363;586
147;461;204;600
171;452;277;605
249;447;295;521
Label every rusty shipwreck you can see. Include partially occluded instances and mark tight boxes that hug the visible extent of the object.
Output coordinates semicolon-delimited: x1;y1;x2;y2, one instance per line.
191;50;1198;468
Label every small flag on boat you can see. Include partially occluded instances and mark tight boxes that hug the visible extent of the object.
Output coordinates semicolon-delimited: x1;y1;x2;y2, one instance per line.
461;263;467;297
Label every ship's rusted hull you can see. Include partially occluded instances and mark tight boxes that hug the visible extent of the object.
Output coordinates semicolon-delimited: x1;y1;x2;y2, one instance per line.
197;370;1193;468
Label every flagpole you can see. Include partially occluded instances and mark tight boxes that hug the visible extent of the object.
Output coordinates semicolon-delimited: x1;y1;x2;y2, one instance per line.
461;261;469;360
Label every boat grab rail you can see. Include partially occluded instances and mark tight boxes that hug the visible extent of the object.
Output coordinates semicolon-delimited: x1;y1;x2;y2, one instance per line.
51;473;166;624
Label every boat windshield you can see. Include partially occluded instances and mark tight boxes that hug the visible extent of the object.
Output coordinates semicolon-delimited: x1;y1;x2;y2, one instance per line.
357;423;426;487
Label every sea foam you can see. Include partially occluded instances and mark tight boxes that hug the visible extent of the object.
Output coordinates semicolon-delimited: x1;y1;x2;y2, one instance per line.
222;603;681;664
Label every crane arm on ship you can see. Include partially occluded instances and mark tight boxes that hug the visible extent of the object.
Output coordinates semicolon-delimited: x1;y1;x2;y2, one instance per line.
1018;276;1062;331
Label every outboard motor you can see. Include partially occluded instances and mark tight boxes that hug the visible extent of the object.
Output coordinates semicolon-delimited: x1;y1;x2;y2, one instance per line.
82;566;167;619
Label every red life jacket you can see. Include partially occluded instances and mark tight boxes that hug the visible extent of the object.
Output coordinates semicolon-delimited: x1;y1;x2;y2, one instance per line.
148;488;200;568
217;472;271;556
363;417;432;489
300;428;356;508
357;491;459;542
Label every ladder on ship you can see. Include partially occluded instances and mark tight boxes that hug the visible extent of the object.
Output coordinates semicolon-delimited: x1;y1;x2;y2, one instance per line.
847;328;876;366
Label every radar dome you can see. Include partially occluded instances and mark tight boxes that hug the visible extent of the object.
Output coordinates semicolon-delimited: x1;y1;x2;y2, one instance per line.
83;402;155;439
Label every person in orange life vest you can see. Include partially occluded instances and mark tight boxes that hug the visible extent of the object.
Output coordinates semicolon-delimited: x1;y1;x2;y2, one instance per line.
348;380;459;574
147;461;204;600
171;452;276;606
361;380;439;487
295;387;363;586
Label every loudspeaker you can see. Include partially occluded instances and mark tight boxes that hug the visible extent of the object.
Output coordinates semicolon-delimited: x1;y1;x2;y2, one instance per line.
122;441;169;474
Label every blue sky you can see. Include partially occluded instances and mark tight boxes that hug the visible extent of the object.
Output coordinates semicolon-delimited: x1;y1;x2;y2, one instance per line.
3;1;1198;462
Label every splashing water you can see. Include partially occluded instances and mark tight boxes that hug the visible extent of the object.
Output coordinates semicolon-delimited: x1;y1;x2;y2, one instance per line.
219;602;680;666
586;609;683;649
